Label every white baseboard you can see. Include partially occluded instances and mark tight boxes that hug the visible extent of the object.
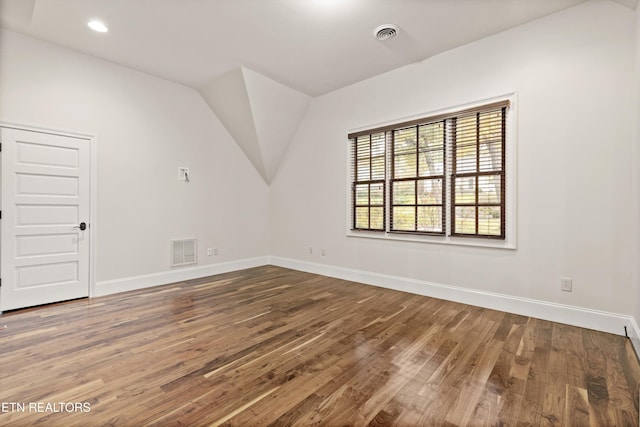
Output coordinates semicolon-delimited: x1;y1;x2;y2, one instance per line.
269;256;634;337
628;317;640;358
94;256;269;297
93;254;637;339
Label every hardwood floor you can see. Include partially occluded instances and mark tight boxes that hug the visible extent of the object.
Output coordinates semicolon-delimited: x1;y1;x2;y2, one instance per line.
1;265;639;426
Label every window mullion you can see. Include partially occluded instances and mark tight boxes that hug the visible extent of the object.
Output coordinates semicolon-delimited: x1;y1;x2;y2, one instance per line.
352;137;357;230
501;107;507;238
368;134;372;229
442;120;448;236
475;113;480;235
414;126;419;232
386;131;392;233
450;117;457;236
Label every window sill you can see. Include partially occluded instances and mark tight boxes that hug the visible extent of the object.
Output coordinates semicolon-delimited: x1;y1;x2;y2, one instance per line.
346;229;516;250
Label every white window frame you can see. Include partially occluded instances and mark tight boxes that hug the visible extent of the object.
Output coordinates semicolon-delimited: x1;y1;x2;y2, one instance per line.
346;93;517;250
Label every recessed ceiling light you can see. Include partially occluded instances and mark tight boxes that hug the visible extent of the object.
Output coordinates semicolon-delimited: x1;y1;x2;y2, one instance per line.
88;20;108;33
311;0;342;6
373;24;399;41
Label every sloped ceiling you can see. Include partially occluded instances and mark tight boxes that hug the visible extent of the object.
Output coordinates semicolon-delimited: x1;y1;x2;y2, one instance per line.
1;0;635;182
0;0;605;96
199;67;310;184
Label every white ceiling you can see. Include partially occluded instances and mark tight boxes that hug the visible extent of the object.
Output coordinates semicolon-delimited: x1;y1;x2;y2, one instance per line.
2;0;636;183
3;0;633;97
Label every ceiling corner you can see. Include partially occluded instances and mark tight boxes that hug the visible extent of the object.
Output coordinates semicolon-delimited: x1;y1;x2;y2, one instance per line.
199;67;311;184
611;0;638;9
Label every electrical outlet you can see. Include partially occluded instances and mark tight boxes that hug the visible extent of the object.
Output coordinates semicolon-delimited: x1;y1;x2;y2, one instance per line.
560;277;572;292
321;248;326;256
207;248;213;256
308;247;313;255
213;248;219;256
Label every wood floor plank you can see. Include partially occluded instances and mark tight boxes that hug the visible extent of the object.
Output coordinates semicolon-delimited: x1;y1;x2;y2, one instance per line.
0;265;639;426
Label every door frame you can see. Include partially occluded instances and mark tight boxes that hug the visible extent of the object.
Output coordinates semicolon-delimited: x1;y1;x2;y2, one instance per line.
0;122;98;304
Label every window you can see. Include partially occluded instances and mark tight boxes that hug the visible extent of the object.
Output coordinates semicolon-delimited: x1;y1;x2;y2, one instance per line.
348;98;513;245
451;108;505;238
353;132;386;231
391;121;445;234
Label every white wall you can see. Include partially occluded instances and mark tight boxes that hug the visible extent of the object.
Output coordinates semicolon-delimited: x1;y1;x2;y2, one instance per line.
1;1;636;334
271;0;636;320
632;1;640;348
0;30;269;286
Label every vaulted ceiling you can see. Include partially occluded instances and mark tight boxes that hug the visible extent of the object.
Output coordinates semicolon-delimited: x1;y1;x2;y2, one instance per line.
1;0;636;182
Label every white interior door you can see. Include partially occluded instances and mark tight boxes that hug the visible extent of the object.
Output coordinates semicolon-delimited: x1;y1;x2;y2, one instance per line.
1;127;90;311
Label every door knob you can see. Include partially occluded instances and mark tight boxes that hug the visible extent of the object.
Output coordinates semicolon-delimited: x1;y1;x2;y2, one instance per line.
74;222;87;231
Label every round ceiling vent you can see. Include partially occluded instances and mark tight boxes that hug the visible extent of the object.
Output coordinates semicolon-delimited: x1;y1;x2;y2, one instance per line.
373;24;399;41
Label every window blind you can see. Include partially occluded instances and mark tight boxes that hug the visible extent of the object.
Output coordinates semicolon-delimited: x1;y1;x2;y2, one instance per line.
349;99;509;239
450;107;506;238
352;132;386;231
391;121;445;234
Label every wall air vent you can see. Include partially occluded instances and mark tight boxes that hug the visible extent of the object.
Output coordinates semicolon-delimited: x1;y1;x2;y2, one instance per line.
373;24;399;41
171;239;197;267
